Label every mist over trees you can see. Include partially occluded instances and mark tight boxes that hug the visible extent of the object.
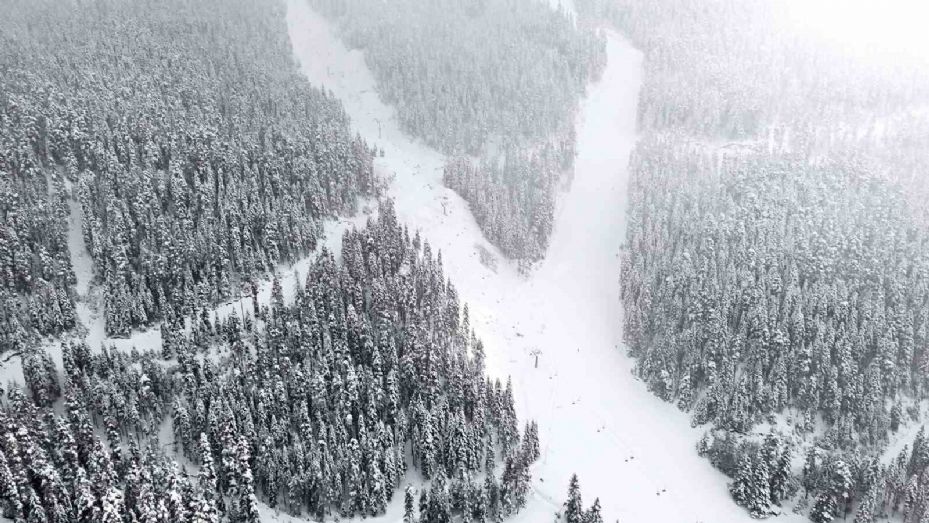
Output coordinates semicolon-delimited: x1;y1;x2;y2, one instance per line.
576;0;929;140
311;0;604;156
623;139;929;440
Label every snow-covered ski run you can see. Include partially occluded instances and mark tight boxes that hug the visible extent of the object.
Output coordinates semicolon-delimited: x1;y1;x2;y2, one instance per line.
280;2;805;522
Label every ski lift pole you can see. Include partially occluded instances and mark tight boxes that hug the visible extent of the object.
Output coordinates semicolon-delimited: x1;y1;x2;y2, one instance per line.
530;348;542;369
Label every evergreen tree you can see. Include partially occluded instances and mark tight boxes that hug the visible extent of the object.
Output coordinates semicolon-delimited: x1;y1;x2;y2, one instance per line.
586;498;604;523
564;474;584;523
236;437;261;523
404;486;416;523
810;493;836;523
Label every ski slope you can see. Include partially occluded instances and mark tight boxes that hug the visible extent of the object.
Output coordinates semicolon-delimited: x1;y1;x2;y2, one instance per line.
285;2;800;522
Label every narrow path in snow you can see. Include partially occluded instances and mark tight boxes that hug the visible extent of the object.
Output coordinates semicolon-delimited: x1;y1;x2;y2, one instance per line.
64;184;93;298
285;3;797;522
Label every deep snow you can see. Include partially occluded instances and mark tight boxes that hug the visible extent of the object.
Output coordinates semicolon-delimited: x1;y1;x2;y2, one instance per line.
284;2;800;522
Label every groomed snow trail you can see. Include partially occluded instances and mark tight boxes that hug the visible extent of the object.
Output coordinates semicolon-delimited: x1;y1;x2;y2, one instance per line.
286;3;798;522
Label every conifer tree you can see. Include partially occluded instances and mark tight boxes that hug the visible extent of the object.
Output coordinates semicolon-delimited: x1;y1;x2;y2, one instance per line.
586;498;604;523
564;474;584;523
404;486;416;523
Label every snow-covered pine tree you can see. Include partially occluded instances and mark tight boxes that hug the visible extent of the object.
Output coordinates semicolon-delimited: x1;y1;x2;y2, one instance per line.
564;474;584;523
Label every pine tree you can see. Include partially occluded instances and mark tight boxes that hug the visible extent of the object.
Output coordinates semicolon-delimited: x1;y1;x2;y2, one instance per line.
419;488;430;522
197;434;219;518
564;474;584;523
904;474;920;521
404;485;416;523
747;451;772;517
236;437;261;523
853;485;877;523
730;453;753;508
810;493;836;523
770;444;791;505
586;498;604;523
830;460;853;518
97;486;125;523
0;446;24;521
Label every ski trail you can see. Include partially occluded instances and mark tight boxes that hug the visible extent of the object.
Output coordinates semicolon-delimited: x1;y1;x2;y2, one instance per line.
64;183;93;298
285;2;803;522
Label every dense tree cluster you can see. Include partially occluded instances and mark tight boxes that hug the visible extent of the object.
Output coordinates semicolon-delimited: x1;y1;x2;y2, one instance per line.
699;426;929;522
698;431;795;518
312;0;606;263
0;0;376;340
619;133;929;520
622;138;929;444
856;427;929;523
769;427;929;523
0;395;219;522
1;344;202;522
444;147;563;263
0;128;77;345
167;201;540;519
311;0;604;156
574;0;929;140
1;202;540;522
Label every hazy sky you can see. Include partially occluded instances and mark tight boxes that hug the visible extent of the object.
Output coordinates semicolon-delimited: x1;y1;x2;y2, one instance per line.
785;0;929;63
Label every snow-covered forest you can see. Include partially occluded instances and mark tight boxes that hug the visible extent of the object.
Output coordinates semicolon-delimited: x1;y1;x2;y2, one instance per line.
2;0;929;522
589;0;929;520
4;201;540;522
0;0;539;521
1;0;376;341
310;0;606;263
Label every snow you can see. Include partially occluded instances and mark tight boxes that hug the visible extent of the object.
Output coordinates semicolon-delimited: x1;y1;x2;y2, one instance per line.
285;2;805;521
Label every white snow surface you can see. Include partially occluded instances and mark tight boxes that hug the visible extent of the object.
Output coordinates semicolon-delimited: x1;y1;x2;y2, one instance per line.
64;183;93;298
285;2;801;522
